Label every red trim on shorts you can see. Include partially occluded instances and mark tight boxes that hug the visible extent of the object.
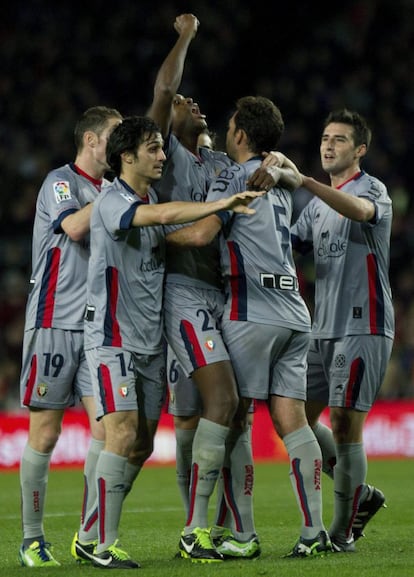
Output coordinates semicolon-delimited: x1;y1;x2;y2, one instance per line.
181;320;207;368
345;357;363;408
23;355;37;406
99;363;116;413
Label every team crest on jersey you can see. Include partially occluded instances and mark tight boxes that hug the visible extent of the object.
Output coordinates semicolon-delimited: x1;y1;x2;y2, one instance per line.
53;181;71;203
119;385;129;398
36;383;48;397
204;338;215;351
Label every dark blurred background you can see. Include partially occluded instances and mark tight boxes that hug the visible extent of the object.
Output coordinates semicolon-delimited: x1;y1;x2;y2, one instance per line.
1;0;413;408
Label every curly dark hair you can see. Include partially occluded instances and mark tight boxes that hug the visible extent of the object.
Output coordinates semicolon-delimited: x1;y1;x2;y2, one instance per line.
106;116;161;176
232;96;284;153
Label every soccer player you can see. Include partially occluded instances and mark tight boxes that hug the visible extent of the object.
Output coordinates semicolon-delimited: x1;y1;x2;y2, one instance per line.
76;115;264;569
291;108;393;551
167;96;333;558
147;13;282;562
18;106;123;567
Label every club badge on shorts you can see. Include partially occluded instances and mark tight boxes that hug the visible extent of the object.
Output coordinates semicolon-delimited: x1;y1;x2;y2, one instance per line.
204;338;215;351
119;386;129;398
36;383;48;397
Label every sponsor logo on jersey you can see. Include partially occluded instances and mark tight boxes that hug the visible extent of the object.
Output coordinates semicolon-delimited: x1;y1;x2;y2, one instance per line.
140;246;163;272
204;339;215;351
317;230;347;258
119;385;129;397
53;181;71;203
36;383;48;397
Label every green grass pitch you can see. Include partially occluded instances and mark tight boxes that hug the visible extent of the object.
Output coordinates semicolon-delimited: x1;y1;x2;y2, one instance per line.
1;460;412;576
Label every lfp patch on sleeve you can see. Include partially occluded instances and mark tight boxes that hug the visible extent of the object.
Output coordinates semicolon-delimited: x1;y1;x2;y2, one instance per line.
53;181;72;203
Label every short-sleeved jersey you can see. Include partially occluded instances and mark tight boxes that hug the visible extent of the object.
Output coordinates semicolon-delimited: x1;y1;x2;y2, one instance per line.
24;163;106;331
152;133;233;290
84;178;165;355
291;170;394;339
207;157;311;331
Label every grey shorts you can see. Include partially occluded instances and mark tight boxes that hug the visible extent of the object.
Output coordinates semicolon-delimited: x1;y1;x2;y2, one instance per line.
163;283;230;377
307;335;394;410
86;347;166;420
166;342;255;417
20;328;91;409
222;319;309;401
166;344;202;417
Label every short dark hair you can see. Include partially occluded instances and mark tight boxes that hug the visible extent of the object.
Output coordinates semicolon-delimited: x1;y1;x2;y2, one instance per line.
324;108;372;150
232;96;284;153
106;115;161;177
74;106;123;150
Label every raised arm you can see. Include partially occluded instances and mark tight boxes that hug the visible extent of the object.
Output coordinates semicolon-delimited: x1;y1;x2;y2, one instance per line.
300;175;375;222
146;14;199;137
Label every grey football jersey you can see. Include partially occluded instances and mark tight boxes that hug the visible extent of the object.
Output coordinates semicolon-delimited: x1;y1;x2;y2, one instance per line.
152;133;233;289
207;157;311;331
84;178;165;354
291;171;394;339
24;163;105;330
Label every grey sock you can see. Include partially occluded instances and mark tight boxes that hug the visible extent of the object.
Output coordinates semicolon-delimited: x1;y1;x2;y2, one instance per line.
185;418;228;531
284;425;325;540
20;444;52;542
78;437;104;543
175;428;196;518
329;443;367;541
95;451;128;551
313;421;336;478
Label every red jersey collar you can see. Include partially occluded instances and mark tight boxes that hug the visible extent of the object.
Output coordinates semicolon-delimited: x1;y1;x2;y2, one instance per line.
336;171;363;190
72;163;103;190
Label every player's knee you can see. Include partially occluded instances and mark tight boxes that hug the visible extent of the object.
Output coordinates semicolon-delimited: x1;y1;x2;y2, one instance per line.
29;424;61;452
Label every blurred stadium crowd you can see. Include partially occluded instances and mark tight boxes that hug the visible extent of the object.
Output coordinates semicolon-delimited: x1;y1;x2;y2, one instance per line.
1;0;413;407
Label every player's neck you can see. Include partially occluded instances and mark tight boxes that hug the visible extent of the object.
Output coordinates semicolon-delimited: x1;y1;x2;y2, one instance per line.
74;153;105;181
178;133;198;156
120;174;150;199
237;151;256;164
330;165;361;188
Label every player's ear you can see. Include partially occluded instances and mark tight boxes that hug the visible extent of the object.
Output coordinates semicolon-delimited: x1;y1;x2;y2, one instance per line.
235;128;245;146
355;143;367;160
84;130;98;148
121;151;134;164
